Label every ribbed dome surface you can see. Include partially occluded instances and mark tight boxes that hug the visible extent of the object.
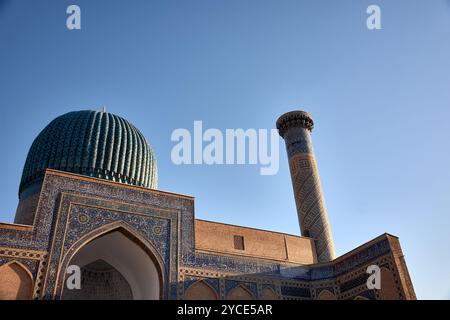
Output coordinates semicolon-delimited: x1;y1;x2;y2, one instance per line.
19;110;157;195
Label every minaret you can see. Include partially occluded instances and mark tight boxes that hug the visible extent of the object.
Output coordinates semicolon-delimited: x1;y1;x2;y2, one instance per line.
276;111;335;262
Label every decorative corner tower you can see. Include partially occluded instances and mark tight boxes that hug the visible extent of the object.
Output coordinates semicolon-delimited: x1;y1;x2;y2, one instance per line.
276;111;335;262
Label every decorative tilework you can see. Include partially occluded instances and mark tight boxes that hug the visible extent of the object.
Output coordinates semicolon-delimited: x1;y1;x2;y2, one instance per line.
280;286;311;298
0;170;413;300
277;111;335;262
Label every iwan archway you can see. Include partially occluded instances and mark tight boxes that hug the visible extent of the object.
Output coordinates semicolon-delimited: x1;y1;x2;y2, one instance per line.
60;224;165;300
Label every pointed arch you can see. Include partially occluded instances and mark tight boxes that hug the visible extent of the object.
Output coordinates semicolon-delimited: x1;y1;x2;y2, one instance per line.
226;284;256;300
56;221;166;299
317;289;336;300
184;280;218;300
260;286;279;300
0;260;34;300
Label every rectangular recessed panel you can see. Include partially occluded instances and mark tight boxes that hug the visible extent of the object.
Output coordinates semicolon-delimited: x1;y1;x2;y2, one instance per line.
234;235;245;250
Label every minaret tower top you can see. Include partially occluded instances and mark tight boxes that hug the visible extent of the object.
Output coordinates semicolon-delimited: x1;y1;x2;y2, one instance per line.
276;111;314;137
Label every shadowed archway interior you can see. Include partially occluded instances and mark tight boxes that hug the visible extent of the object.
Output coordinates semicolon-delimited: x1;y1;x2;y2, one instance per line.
62;259;133;300
61;229;163;300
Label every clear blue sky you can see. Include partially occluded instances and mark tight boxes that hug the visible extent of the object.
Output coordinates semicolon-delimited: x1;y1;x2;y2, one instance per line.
1;0;449;299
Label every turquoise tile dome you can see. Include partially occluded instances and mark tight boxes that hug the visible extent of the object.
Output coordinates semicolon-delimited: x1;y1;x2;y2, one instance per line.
19;110;157;195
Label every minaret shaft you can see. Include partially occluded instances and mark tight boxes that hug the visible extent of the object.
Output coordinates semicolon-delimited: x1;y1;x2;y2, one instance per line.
277;111;335;262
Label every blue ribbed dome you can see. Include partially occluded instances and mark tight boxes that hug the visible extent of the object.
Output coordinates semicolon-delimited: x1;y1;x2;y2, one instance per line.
19;110;157;195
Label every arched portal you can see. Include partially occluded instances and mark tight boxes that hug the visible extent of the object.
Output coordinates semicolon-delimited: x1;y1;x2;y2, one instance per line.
61;227;164;300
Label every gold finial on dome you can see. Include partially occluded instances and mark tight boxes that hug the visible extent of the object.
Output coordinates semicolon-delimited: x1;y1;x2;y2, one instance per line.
102;105;106;113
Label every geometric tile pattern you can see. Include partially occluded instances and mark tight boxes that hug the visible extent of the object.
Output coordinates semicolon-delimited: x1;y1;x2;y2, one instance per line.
277;110;336;262
288;153;335;262
0;170;415;300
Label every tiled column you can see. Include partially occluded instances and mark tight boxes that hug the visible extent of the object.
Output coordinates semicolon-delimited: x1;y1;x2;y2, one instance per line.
277;111;335;262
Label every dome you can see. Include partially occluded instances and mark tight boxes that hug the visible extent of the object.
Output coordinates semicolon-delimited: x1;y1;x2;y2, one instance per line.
19;110;157;195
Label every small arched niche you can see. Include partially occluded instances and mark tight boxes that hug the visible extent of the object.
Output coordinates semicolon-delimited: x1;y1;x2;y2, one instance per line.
226;285;255;300
260;287;279;300
184;280;218;300
0;261;33;300
317;289;337;300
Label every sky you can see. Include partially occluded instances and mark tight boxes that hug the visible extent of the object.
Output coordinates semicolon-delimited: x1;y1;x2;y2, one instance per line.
0;0;450;299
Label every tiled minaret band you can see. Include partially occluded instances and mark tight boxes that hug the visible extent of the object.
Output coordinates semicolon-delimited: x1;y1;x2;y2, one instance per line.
277;111;335;262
